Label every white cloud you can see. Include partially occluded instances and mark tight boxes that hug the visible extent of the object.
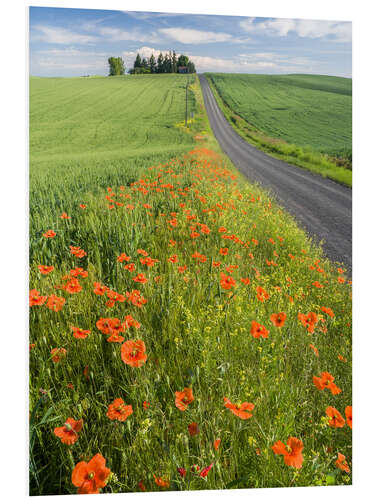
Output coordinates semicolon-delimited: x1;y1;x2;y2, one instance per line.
30;48;109;76
159;27;233;44
240;18;352;43
31;25;97;45
98;27;162;44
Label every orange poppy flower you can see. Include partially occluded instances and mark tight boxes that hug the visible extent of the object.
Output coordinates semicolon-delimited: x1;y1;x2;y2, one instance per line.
175;387;194;411
50;347;67;363
46;295;66;312
313;372;342;395
312;281;324;288
138;480;146;491
168;255;179;263
240;277;251;285
124;263;136;272
153;475;170;488
107;398;133;422
335;453;350;473
178;265;187;273
71;326;91;339
72;453;111;494
220;273;236;290
250;321;269;339
345;406;352;429
43;229;56;238
188;422;200;436
117;253;131;263
79;204;86;209
256;286;269;302
64;278;82;294
214;439;221;450
298;312;318;333
54;418;83;445
93;282;108;295
29;289;47;306
212;261;221;268
132;273;148;284
143;401;150;410
126;289;147;308
321;306;335;318
200;463;214;478
272;437;304;469
121;340;147;367
326;406;345;428
60;212;70;219
224;397;254;419
38;265;54;275
270;312;287;328
220;248;229;255
309;344;319;357
69;246;87;258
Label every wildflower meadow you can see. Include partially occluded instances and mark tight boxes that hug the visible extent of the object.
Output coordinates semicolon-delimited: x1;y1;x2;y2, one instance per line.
29;73;352;495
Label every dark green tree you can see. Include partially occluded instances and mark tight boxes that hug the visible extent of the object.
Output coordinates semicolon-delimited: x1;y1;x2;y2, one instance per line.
149;54;156;73
187;61;196;73
157;52;164;73
134;53;142;69
177;54;189;69
172;51;177;73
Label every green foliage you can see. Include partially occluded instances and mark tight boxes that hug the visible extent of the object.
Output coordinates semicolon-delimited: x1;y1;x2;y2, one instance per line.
108;57;125;76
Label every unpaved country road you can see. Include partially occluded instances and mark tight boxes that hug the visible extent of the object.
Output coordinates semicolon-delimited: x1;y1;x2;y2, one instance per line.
199;74;352;273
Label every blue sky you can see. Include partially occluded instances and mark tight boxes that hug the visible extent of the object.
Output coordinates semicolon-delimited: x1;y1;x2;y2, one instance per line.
29;7;352;77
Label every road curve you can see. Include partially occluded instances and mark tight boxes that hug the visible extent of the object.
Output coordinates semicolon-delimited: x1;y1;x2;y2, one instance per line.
199;74;352;272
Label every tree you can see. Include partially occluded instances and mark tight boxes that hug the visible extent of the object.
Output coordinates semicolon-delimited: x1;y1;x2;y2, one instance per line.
149;54;156;73
108;57;125;76
157;52;164;73
187;61;196;74
177;54;189;69
172;51;177;73
134;53;142;69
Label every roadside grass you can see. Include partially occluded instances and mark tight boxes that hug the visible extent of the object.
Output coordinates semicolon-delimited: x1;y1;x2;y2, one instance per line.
29;74;352;495
205;73;352;187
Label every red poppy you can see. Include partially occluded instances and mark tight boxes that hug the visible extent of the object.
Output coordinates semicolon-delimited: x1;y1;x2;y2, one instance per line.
177;467;186;478
121;340;147;367
38;265;54;275
153;475;170;488
117;253;131;263
321;306;335;318
79;204;86;209
250;321;269;339
309;344;319;357
72;453;111;494
240;277;251;285
29;289;47;306
69;246;87;258
60;212;70;219
107;398;133;421
220;273;236;290
270;312;287;328
175;388;194;411
214;439;221;450
256;286;269;302
220;248;229;255
200;463;213;478
298;312;318;333
143;401;150;410
43;229;56;238
50;347;67;363
138;480;146;491
345;406;352;429
188;422;200;436
93;282;108;295
272;437;304;469
45;295;66;312
132;273;148;284
313;372;341;395
71;326;91;339
224;397;254;419
54;418;83;445
335;453;350;473
64;278;82;294
124;263;136;272
168;254;179;263
326;406;345;428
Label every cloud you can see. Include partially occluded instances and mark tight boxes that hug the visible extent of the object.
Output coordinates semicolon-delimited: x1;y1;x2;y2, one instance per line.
159;27;234;44
240;18;352;43
31;25;97;45
30;47;109;76
98;27;162;44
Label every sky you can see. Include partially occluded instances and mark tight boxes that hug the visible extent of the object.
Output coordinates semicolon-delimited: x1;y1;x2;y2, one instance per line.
29;7;352;77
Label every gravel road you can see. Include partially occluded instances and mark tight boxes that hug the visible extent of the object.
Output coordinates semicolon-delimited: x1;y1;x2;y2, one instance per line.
199;74;352;272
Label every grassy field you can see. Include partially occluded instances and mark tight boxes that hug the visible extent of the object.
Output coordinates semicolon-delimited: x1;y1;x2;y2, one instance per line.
205;73;352;185
29;74;352;495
